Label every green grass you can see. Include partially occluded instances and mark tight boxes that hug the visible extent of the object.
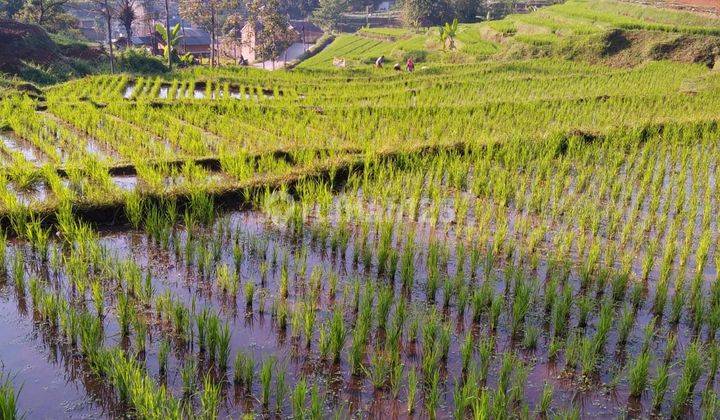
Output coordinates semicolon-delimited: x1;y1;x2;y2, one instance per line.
298;33;429;69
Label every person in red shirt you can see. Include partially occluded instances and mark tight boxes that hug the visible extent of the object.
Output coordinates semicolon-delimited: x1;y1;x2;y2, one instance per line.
406;57;415;72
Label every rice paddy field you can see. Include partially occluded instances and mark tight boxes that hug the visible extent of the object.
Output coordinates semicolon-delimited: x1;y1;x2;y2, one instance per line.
2;0;720;418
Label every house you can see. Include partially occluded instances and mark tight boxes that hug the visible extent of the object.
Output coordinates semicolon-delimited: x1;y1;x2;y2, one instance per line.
237;20;323;64
289;20;323;45
175;27;211;57
65;6;105;42
155;25;211;57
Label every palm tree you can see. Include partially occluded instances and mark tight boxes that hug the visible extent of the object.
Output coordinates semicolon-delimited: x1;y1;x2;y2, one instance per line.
116;0;136;47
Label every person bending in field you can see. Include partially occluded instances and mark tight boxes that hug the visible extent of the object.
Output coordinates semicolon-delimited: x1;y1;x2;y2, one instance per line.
406;57;415;72
375;55;384;68
394;63;402;71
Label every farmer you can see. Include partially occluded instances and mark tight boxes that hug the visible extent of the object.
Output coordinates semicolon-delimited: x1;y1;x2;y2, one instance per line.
375;55;384;68
406;57;415;72
393;63;402;71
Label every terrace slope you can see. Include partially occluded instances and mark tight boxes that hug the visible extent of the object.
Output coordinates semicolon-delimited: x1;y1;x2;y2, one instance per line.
1;0;720;220
0;19;103;85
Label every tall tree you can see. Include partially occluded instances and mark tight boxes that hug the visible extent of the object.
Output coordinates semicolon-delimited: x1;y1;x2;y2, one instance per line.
278;0;317;18
247;0;295;68
1;0;25;19
179;0;238;66
400;0;451;27
16;0;69;26
450;0;479;22
90;0;116;73
221;12;244;63
116;0;136;45
310;0;347;32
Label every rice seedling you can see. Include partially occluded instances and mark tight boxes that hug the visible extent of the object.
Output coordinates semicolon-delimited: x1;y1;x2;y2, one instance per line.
157;340;170;375
0;373;21;420
275;364;288;414
523;324;540;350
365;350;392;389
181;358;197;398
651;362;670;410
309;384;322;420
260;357;274;407
201;374;221;420
407;367;418;414
628;351;650;398
671;341;704;416
244;281;254;309
538;382;553;416
233;351;255;389
290;377;309;417
217;322;231;372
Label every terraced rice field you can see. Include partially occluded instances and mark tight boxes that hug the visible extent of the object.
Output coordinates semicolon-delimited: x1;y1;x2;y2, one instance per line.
1;0;720;418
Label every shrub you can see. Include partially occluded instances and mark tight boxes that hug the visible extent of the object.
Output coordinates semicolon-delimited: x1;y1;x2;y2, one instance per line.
117;48;167;74
397;49;428;63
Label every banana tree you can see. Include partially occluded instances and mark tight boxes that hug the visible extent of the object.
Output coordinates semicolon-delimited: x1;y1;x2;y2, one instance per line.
439;19;459;50
156;23;183;63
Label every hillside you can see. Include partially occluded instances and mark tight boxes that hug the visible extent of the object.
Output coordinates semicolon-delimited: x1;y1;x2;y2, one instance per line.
0;19;103;85
298;0;720;69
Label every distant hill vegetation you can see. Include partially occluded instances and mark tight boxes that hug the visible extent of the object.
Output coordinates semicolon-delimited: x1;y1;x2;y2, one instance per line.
0;19;104;85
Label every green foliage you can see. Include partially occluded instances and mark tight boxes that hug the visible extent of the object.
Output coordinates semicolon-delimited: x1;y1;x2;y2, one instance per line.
311;0;349;32
117;48;168;74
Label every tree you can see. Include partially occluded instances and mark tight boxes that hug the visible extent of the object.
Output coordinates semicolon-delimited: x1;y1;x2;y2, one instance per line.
156;22;182;62
222;13;245;64
1;0;24;19
252;0;295;68
89;0;116;73
179;0;238;67
16;0;69;26
450;0;480;22
439;18;458;50
116;0;135;46
400;0;451;27
277;0;317;18
310;0;348;32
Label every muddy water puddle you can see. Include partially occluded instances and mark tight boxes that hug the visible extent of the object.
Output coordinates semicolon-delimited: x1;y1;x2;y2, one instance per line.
0;292;107;419
0;131;46;165
124;82;278;101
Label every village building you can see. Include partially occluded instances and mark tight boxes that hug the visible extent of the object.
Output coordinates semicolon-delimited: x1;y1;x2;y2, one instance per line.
234;20;322;65
175;27;212;57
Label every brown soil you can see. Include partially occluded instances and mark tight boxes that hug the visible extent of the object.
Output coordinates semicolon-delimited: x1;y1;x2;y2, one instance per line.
0;19;59;73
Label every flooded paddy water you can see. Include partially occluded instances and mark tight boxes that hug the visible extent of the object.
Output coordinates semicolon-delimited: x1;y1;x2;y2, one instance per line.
1;207;656;419
0;143;716;418
123;81;279;101
0;130;718;418
0;131;46;165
